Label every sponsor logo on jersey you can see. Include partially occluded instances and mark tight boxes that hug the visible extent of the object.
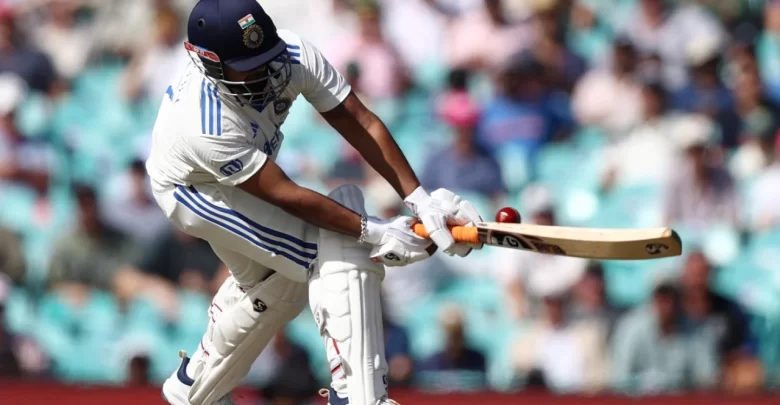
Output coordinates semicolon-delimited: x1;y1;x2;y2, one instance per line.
219;159;244;176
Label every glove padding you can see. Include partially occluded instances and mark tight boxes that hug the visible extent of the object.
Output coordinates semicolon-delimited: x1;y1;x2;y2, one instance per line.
404;187;484;257
363;215;432;267
430;188;484;257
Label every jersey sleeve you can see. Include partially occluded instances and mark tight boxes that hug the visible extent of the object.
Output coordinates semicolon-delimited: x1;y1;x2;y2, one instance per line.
298;37;352;112
184;134;268;187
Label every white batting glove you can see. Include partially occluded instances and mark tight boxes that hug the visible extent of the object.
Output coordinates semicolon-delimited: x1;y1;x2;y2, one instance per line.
363;216;432;267
404;187;484;257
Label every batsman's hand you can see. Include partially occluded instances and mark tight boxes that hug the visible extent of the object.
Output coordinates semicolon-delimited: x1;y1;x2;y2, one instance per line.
404;187;483;257
363;215;432;266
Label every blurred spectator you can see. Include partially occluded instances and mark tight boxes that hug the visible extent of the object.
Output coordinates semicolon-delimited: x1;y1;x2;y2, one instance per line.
571;262;622;339
728;61;780;180
757;0;780;104
680;251;763;393
122;4;188;102
422;70;506;199
417;304;487;391
0;227;25;285
663;115;740;229
29;1;92;80
478;53;566;157
384;303;414;387
616;0;726;90
673;39;740;148
247;329;318;405
512;287;610;393
130;228;223;295
750;132;780;230
601;80;683;189
127;355;152;387
0;73;59;204
0;5;58;93
326;2;409;101
48;184;136;293
611;281;718;394
528;1;586;93
572;38;643;138
494;185;587;319
444;0;531;73
102;159;169;245
0;277;21;378
566;0;612;67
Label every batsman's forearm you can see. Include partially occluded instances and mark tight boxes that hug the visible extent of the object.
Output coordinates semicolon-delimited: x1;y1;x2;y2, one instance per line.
360;117;421;199
275;186;363;239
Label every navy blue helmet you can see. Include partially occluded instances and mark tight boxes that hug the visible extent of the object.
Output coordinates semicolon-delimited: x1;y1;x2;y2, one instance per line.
185;0;292;109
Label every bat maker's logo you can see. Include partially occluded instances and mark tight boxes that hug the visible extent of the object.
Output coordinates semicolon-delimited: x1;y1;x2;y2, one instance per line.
645;243;669;255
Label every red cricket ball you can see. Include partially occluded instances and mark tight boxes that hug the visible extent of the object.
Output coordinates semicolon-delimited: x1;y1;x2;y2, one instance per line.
495;207;521;224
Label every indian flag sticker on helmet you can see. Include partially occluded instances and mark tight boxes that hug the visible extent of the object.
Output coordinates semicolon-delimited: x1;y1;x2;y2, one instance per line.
238;14;256;29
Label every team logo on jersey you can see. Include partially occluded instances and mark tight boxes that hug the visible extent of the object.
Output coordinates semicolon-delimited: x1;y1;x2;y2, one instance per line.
242;25;264;49
273;97;291;116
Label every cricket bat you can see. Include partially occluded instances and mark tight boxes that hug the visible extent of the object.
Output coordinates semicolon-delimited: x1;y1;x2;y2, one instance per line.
412;222;682;260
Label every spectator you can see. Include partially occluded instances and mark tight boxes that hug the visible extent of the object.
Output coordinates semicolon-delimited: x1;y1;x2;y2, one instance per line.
0;277;21;378
248;330;318;405
131;228;223;295
600;80;683;189
570;262;622;339
0;73;59;202
512;286;610;393
102;159;169;245
663;115;740;229
680;251;763;393
673;38;740;148
417;304;487;391
326;2;409;101
616;0;726;90
728;61;780;180
566;0;612;67
0;227;25;285
421;70;506;199
444;0;531;72
572;38;643;138
611;281;718;394
384;303;414;387
757;0;780;104
0;5;58;93
494;185;587;319
750;131;780;230
528;1;587;93
29;1;92;80
48;184;137;292
478;53;565;157
122;4;189;102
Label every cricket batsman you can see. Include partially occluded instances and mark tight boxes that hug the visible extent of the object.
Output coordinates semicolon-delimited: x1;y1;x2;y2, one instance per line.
145;0;482;404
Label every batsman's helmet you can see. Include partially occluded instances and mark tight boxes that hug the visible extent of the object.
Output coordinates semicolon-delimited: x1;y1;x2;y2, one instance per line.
185;0;291;110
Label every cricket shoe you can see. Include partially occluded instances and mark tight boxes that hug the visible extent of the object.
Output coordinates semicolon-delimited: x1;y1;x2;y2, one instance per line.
318;388;400;405
162;351;234;405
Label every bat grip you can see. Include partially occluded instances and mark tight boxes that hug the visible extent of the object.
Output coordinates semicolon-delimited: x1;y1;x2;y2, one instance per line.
412;223;480;244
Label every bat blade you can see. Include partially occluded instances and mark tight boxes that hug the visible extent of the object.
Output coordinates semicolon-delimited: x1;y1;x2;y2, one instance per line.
475;223;682;260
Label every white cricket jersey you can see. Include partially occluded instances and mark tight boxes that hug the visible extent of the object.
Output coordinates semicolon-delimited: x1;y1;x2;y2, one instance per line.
146;30;351;192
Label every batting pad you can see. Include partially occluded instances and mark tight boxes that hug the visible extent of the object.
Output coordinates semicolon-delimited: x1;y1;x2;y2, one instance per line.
311;184;388;404
189;275;307;405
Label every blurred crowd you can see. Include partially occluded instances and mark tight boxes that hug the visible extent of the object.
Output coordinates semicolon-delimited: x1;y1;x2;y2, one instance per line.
2;0;780;402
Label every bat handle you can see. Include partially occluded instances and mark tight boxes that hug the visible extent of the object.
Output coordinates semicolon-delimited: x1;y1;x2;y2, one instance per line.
412;223;481;244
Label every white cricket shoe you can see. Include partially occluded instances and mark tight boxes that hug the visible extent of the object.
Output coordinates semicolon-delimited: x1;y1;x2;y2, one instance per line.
162;351;234;405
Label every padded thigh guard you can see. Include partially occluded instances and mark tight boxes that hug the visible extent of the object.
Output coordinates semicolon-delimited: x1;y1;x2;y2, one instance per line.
189;275;308;405
311;184;388;405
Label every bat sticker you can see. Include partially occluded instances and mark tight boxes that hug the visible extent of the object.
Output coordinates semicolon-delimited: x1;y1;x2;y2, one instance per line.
645;243;669;255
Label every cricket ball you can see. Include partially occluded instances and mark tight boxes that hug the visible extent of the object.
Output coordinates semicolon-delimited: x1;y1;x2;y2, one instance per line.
495;207;521;224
